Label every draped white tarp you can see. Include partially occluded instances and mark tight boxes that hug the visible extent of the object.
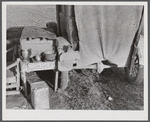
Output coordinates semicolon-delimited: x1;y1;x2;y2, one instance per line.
75;5;143;67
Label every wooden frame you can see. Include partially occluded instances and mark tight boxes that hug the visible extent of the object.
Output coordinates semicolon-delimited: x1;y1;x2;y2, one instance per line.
6;58;20;95
20;60;59;96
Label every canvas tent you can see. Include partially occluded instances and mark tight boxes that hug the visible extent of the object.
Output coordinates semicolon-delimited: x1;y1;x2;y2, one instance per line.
57;5;144;67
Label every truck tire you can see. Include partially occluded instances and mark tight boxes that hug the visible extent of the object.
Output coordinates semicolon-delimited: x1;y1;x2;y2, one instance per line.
125;53;140;83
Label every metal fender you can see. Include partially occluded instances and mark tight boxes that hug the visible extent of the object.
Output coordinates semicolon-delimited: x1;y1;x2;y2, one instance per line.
58;51;80;71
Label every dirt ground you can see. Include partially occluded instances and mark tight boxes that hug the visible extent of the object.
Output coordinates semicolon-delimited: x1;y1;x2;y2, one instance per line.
32;67;143;110
6;5;144;110
6;67;144;110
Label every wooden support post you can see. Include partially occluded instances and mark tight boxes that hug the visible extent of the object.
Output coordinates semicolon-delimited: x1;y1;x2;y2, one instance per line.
23;72;27;96
54;70;59;92
16;58;20;90
60;71;69;90
22;70;27;96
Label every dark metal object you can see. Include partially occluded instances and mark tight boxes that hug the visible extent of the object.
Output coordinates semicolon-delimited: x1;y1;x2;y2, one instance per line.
44;52;56;61
125;54;139;82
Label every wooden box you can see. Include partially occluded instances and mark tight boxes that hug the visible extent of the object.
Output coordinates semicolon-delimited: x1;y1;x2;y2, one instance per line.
30;81;50;109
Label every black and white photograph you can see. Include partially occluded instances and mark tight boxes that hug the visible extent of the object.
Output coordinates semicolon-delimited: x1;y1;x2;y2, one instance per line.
2;1;148;121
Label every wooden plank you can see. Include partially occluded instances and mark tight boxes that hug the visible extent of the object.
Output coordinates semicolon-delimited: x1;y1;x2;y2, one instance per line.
6;90;20;95
6;83;19;89
7;76;16;83
7;61;18;70
26;61;55;72
73;64;97;69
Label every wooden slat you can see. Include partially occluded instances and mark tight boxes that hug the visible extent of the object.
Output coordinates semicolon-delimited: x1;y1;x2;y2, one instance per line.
6;83;19;89
7;76;16;83
6;61;18;70
26;61;55;72
6;90;20;95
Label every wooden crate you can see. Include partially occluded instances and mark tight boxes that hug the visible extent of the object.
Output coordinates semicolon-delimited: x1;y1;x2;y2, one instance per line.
29;81;50;109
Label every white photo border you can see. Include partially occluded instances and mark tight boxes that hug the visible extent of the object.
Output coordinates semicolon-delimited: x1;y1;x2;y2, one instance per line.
2;1;148;121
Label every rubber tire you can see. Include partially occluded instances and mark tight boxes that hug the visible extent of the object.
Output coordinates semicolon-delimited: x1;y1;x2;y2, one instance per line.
125;53;140;83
